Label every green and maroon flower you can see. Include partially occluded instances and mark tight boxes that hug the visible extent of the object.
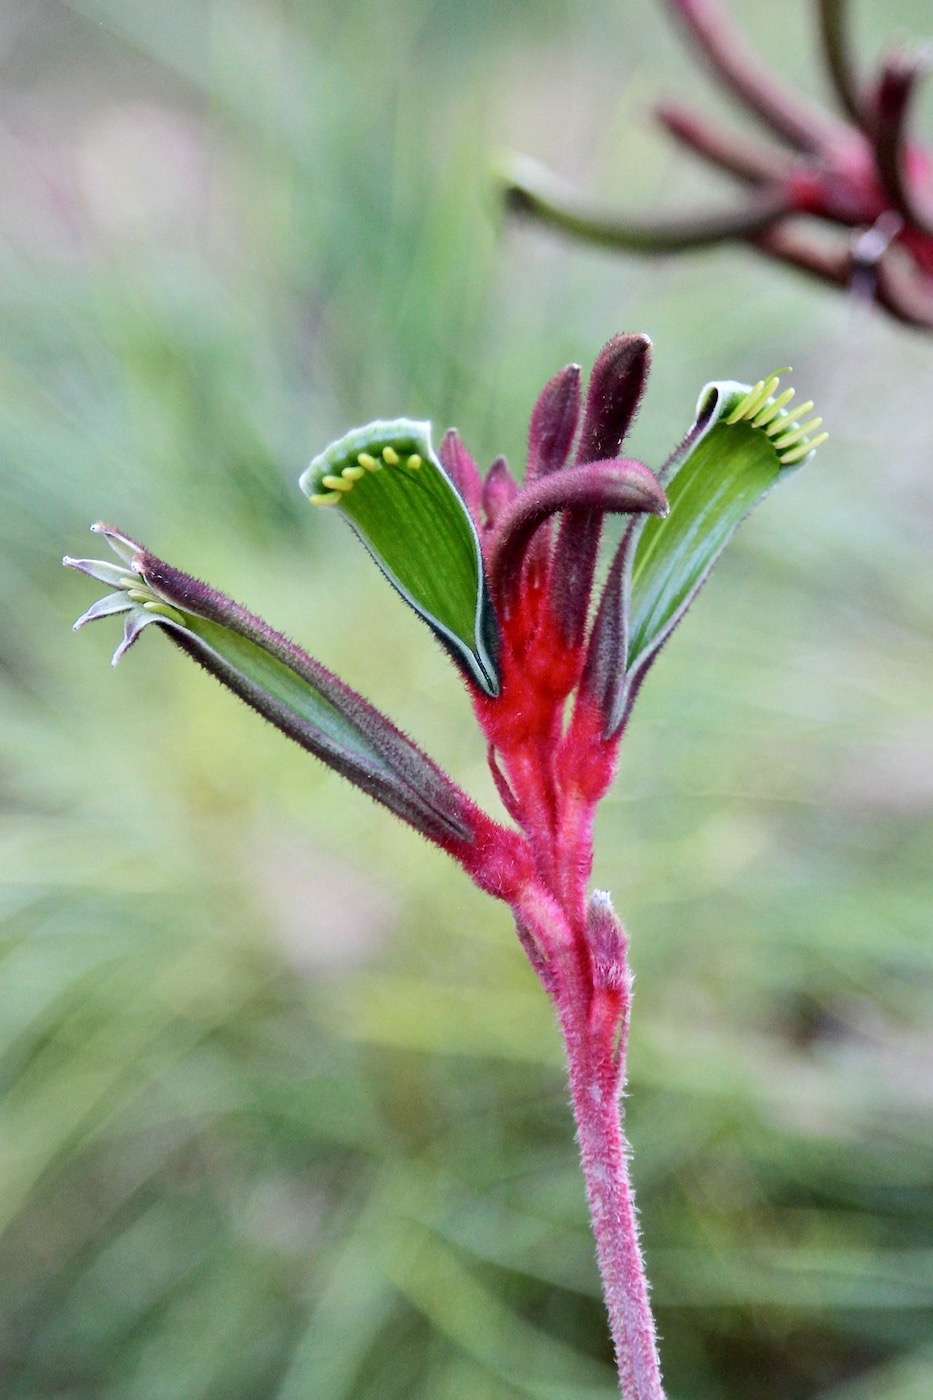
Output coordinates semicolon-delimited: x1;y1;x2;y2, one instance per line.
66;336;825;1400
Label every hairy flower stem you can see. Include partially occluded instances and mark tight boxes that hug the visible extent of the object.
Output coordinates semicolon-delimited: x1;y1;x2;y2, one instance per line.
516;885;663;1399
562;1008;663;1400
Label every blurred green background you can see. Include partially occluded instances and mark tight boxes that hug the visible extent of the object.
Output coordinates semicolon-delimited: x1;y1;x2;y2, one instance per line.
2;0;932;1396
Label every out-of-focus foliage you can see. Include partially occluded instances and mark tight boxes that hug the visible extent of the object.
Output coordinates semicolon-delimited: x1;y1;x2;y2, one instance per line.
1;1;931;1397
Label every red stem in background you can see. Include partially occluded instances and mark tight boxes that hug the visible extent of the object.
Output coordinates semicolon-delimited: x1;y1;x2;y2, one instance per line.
663;0;845;152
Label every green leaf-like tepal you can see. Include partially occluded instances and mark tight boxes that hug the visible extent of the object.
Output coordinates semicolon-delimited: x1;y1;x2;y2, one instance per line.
300;420;500;696
612;371;827;730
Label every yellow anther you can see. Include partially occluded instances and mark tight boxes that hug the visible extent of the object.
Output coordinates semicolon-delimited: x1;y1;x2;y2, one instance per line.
771;416;823;451
765;399;813;436
780;431;828;465
357;452;380;471
407;453;422;470
752;387;795;428
126;588;150;604
309;490;342;505
342;465;366;481
742;373;782;421
725;381;764;424
381;445;399;465
321;474;353;492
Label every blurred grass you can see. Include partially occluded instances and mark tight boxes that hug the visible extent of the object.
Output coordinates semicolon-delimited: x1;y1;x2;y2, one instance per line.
1;0;932;1396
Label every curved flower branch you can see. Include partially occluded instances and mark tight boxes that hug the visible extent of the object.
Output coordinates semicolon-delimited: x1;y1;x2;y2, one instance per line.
503;0;933;330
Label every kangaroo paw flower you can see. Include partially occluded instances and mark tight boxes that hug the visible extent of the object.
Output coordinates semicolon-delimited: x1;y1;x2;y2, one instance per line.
67;336;824;1400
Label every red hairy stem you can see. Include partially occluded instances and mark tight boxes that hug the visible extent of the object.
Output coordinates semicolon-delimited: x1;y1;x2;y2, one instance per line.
515;884;663;1400
491;634;661;1399
564;1019;662;1400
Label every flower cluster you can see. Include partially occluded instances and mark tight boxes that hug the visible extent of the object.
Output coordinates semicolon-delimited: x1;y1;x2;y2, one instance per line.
505;0;933;330
65;336;824;1400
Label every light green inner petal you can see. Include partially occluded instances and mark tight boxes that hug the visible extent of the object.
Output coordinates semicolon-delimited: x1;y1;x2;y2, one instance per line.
622;374;824;723
300;419;499;695
181;613;387;759
628;414;779;667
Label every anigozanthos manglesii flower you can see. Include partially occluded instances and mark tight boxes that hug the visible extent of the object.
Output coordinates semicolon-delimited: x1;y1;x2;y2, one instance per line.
67;342;827;861
67;336;826;1400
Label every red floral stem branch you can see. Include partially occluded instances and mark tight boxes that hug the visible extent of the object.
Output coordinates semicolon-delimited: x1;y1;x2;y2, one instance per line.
663;0;844;152
566;1018;662;1400
516;880;663;1400
499;674;662;1398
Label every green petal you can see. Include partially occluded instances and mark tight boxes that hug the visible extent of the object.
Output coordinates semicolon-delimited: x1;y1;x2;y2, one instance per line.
617;373;825;727
300;419;500;696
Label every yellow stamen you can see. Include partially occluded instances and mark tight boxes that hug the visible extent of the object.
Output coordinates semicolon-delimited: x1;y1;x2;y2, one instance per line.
342;465;366;481
381;445;399;465
780;432;828;465
321;474;352;492
357;452;379;471
765;400;813;436
771;417;823;450
743;372;782;420
407;453;422;470
752;387;795;427
726;380;764;424
310;490;342;505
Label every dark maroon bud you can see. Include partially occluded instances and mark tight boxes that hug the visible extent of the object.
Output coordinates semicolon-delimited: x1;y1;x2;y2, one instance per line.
576;334;652;465
545;335;654;651
526;364;581;480
548;509;604;652
873;51;933;236
578;536;630;736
